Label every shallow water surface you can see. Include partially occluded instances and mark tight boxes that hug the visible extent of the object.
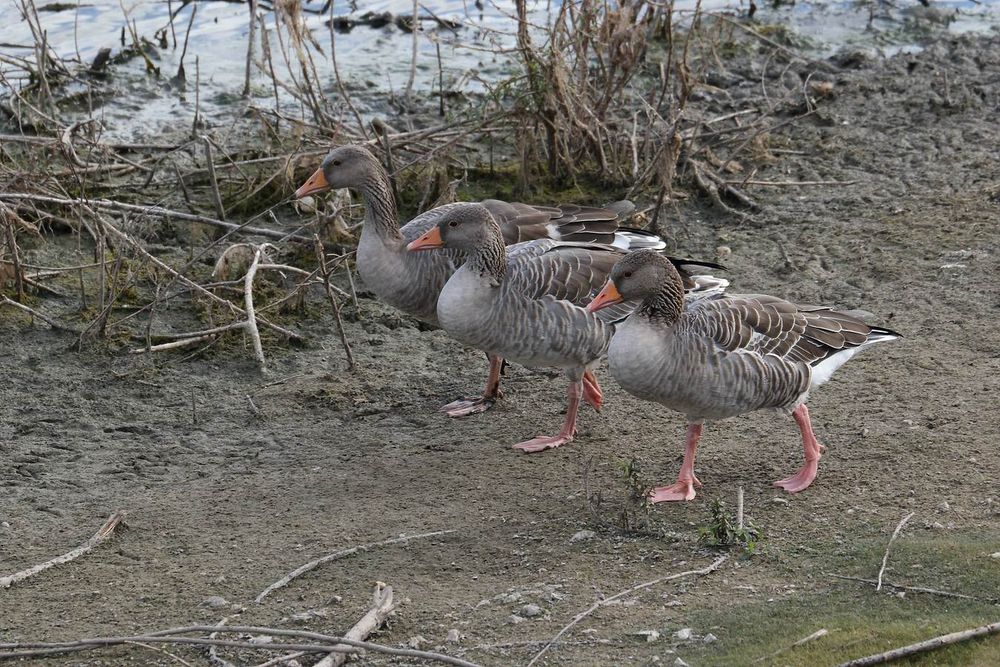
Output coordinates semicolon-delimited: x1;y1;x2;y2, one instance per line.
1;0;999;139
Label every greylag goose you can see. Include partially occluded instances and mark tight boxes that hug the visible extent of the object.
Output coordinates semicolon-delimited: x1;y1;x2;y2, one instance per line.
406;204;726;453
587;249;899;501
295;144;657;417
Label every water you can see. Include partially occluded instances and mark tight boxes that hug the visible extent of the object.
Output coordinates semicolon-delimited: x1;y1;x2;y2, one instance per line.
2;0;999;140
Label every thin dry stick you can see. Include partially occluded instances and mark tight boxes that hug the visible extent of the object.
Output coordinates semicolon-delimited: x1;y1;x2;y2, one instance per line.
723;179;858;187
92;218;301;342
254;530;455;603
327;0;367;137
243;244;267;371
826;574;985;603
0;295;82;332
193;56;201;134
753;628;828;663
202;137;226;221
736;486;744;531
404;0;420;107
207;616;237;667
0;511;126;589
243;0;257;97
315;583;398;667
131;334;218;354
251;651;306;667
123;641;195;667
2;217;26;301
0;629;483;667
835;620;1000;667
877;512;915;591
526;555;728;667
0;193;308;242
708;12;838;73
314;236;355;370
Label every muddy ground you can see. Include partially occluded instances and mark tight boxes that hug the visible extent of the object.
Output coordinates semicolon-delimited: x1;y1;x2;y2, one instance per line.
3;33;1000;667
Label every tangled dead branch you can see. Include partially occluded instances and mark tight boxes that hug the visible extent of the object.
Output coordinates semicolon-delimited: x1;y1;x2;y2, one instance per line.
1;0;828;372
0;624;482;667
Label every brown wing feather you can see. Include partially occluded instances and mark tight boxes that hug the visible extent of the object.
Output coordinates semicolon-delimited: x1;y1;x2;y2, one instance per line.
697;295;885;366
508;243;621;306
482;199;629;246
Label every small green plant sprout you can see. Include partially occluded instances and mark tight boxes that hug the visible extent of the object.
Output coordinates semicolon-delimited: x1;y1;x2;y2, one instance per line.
699;490;763;555
615;456;655;535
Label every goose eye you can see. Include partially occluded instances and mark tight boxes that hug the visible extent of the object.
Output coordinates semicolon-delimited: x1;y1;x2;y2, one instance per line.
331;159;342;167
448;220;459;227
622;271;633;278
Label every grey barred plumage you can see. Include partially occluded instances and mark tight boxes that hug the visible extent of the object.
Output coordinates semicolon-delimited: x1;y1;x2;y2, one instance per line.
429;204;614;372
296;145;651;327
590;248;899;501
408;203;728;452
296;145;724;420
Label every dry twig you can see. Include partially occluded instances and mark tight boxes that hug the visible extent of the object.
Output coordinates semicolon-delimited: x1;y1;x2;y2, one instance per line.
0;295;81;333
0;512;126;589
826;573;987;603
315;583;398;667
207;616;237;667
753;628;828;663
0;625;482;667
526;555;728;666
254;530;455;603
314;236;355;370
877;512;915;591
0;193;306;242
243;243;268;371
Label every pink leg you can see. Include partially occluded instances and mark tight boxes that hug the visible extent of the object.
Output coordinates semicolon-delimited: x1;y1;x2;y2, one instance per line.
441;355;505;417
773;404;822;493
513;379;582;453
650;423;704;502
582;369;603;412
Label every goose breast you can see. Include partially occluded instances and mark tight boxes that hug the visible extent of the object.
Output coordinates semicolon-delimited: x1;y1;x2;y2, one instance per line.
609;316;810;421
438;267;611;369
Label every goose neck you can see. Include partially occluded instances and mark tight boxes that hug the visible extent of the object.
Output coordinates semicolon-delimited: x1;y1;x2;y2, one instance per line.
466;235;507;285
358;171;401;241
639;274;684;325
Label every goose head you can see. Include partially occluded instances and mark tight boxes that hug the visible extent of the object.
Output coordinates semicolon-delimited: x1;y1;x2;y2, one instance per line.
406;204;502;254
587;249;675;312
295;145;383;198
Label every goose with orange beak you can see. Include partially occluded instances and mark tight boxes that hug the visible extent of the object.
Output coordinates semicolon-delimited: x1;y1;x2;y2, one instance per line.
294;145;671;417
588;249;899;501
407;204;726;453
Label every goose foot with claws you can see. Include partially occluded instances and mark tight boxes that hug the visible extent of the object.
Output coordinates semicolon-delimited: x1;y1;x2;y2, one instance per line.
442;355;504;418
772;460;819;494
649;476;701;502
513;432;575;453
513;379;582;453
441;396;500;418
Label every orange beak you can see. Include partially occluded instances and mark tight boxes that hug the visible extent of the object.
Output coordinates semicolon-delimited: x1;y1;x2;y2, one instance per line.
295;167;329;198
406;226;444;251
586;280;624;312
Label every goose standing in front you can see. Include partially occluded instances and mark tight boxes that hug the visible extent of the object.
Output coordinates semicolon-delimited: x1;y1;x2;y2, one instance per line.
295;145;650;417
407;204;726;453
587;249;899;501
